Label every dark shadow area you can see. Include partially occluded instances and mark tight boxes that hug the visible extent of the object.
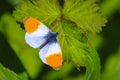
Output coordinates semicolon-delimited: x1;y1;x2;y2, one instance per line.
58;0;64;7
0;0;14;17
35;64;51;80
69;66;86;77
98;12;120;70
0;32;25;73
16;21;25;30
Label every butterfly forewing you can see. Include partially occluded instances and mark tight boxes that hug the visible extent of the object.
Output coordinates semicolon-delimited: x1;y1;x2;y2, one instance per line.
24;17;52;48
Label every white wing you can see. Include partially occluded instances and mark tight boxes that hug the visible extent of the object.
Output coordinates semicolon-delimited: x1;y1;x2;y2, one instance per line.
25;33;46;48
39;40;62;70
30;24;51;37
46;42;61;57
25;24;52;48
39;41;50;64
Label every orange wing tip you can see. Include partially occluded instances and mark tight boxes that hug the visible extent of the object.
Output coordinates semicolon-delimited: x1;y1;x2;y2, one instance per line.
53;66;62;70
23;16;30;23
23;16;41;34
46;53;63;70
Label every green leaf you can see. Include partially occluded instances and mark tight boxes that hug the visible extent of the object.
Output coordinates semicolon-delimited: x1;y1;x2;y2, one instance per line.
13;0;106;80
62;0;107;34
85;48;100;80
0;64;28;80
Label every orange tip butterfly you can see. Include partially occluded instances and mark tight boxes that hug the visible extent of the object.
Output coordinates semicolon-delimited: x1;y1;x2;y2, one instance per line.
23;17;63;70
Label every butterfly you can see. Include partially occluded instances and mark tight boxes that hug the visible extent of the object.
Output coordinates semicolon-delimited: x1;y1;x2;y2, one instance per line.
23;16;63;70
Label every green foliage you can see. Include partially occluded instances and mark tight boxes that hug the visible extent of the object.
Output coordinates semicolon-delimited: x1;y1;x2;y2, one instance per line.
13;0;61;26
100;0;120;17
86;48;100;80
62;0;107;34
12;0;107;80
0;13;42;79
102;47;120;80
89;34;104;50
0;64;28;80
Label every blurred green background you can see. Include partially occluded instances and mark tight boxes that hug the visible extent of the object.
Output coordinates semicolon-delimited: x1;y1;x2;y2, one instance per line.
0;0;120;80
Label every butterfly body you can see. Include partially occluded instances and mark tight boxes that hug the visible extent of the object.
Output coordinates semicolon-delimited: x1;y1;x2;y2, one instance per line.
40;32;59;49
23;17;62;70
